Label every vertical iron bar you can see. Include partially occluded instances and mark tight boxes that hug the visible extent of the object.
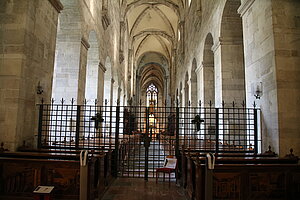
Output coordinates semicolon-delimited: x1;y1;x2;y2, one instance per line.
145;107;149;181
215;108;219;153
75;105;81;149
175;105;180;160
254;108;258;154
37;104;44;149
114;105;120;177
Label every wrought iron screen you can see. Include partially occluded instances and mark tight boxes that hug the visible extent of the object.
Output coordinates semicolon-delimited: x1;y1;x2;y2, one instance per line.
37;100;261;178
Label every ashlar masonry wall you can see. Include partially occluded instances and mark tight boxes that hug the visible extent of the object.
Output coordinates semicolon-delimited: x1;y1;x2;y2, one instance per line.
240;0;300;155
0;0;62;150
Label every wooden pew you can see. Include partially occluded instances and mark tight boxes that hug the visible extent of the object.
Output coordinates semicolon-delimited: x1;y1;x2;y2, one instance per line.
18;147;115;190
188;155;300;200
0;151;108;200
180;147;298;200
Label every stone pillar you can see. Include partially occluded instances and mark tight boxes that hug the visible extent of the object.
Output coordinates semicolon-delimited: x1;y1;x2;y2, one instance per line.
271;0;300;155
0;0;62;150
171;49;176;95
239;0;279;153
212;38;245;107
135;75;141;104
97;62;106;106
195;65;203;104
164;75;170;107
212;42;222;107
77;37;89;104
119;21;125;63
117;87;122;105
127;49;133;97
239;0;300;155
197;62;215;105
179;21;185;54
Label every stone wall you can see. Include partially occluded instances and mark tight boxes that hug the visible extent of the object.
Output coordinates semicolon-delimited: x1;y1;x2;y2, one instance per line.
179;0;299;155
0;0;123;151
0;0;62;150
272;0;300;155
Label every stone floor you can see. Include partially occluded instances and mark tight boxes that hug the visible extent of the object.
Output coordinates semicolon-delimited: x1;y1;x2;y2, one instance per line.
100;178;187;200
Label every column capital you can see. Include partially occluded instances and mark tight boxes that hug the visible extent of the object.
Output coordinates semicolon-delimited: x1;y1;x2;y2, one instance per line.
48;0;63;13
81;37;90;50
98;62;106;72
238;0;255;17
212;37;243;52
211;40;220;53
196;62;214;73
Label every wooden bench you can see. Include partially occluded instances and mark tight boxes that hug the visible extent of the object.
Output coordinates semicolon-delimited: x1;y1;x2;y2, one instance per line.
18;147;115;189
0;150;110;200
180;147;299;200
194;160;300;200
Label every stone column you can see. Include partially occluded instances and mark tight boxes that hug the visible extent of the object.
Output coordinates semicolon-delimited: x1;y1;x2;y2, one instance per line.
77;37;89;104
179;21;185;54
212;42;222;107
119;21;125;63
171;49;176;95
97;62;106;106
197;62;215;105
127;49;133;97
212;37;245;107
271;0;300;155
239;0;279;153
110;78;115;106
135;75;141;104
239;0;300;155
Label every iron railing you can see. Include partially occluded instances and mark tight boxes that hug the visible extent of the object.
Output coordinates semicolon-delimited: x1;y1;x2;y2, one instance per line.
37;99;261;178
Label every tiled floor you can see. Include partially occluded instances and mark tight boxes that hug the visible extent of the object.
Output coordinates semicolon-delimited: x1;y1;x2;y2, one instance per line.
101;178;187;200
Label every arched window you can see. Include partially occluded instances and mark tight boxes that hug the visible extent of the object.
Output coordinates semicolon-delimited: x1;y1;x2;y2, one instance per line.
146;83;158;107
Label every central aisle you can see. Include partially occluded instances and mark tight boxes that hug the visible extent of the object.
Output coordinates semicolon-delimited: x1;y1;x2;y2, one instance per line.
101;178;187;200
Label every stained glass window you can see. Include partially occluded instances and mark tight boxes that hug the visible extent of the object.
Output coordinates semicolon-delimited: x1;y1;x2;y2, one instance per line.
146;83;158;107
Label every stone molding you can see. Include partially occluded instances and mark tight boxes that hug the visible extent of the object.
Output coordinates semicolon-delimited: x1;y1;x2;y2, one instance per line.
212;37;243;52
99;62;106;72
211;40;221;53
196;62;214;73
81;37;90;50
48;0;63;13
238;0;255;17
102;9;111;30
195;65;201;74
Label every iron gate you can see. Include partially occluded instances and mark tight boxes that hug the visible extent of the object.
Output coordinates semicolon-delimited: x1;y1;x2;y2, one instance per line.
37;99;261;179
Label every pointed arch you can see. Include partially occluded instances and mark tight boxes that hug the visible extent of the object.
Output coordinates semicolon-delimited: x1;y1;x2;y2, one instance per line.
201;33;215;105
219;0;245;103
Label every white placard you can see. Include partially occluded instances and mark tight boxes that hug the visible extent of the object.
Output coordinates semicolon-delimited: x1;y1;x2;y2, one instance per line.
164;158;177;169
33;186;54;194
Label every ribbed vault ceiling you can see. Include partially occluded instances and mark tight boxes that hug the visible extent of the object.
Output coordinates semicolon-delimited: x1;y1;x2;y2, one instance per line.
123;0;183;95
124;0;182;61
